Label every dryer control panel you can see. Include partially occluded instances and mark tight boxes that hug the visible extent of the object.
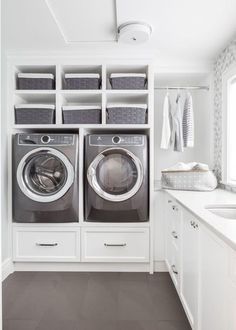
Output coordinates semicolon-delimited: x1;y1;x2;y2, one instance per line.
18;134;75;146
89;134;145;146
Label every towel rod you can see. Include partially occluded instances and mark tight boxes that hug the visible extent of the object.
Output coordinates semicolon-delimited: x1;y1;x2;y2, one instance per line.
154;86;209;91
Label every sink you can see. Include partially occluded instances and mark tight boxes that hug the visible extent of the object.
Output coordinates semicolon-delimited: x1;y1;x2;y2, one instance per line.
205;205;236;219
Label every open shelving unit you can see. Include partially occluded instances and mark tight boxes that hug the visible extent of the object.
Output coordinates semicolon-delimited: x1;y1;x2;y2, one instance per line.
8;58;155;273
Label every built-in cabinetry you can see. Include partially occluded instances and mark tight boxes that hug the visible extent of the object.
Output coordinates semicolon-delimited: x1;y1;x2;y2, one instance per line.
164;192;236;330
8;58;154;273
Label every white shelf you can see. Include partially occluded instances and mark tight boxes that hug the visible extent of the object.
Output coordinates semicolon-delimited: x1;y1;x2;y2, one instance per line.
60;90;102;95
12;124;151;130
106;89;148;95
15;90;56;95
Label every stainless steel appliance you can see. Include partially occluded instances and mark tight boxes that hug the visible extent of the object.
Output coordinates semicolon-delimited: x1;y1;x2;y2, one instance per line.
85;134;148;222
13;133;79;223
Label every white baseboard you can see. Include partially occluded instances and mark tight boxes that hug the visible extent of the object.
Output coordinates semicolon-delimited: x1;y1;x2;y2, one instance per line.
2;258;14;281
154;260;168;272
13;261;168;273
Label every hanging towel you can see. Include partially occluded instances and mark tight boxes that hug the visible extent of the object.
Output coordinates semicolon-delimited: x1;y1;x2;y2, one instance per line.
172;94;184;152
183;92;194;147
160;93;172;149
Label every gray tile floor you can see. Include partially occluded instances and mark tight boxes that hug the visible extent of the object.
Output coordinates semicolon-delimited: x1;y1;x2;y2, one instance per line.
3;272;191;330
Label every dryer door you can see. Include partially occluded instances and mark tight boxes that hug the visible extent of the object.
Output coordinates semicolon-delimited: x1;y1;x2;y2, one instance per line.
87;147;144;202
17;147;74;203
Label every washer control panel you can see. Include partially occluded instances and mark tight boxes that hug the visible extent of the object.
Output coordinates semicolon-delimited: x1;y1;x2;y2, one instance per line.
89;135;144;146
18;134;75;146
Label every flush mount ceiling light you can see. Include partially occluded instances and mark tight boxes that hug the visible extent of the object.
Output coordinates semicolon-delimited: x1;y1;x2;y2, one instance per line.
118;22;152;44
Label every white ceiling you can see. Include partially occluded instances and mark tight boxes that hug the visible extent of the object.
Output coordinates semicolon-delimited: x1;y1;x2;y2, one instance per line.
2;0;236;64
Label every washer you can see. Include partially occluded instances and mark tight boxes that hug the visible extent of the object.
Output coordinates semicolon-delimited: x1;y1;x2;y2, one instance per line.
13;133;79;223
85;134;148;222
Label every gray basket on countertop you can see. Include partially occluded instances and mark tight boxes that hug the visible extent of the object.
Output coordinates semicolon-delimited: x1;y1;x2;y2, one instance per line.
15;104;55;124
62;105;101;124
161;170;218;191
106;104;147;124
110;73;147;89
64;73;101;90
17;73;55;90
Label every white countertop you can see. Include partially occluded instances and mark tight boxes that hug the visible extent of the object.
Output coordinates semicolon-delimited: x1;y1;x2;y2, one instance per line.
165;188;236;251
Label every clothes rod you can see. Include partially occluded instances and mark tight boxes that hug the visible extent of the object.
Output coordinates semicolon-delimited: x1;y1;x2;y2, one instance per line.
154;86;209;91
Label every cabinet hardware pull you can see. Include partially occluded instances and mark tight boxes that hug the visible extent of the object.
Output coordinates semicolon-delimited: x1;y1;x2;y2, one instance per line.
194;224;199;229
36;243;58;247
104;243;127;247
172;231;178;239
172;205;178;211
171;264;178;275
168;200;172;203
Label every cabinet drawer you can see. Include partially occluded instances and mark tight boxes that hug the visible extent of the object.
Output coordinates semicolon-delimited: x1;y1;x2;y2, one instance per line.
82;228;149;262
13;227;80;262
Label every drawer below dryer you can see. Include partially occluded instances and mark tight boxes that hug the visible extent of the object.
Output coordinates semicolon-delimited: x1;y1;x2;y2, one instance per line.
13;227;80;262
81;227;149;262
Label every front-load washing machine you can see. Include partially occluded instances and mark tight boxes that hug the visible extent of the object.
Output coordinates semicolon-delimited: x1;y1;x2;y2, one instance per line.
13;133;79;223
85;134;148;222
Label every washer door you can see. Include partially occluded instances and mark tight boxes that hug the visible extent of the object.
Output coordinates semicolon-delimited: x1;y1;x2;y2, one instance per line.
87;148;144;202
17;147;74;203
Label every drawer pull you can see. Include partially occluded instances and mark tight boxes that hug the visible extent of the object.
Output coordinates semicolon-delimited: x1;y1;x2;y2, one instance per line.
104;243;127;247
172;205;178;211
36;243;58;247
171;264;178;275
171;231;178;239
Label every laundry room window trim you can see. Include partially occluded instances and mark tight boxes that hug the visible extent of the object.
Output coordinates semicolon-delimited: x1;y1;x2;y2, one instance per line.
222;65;236;186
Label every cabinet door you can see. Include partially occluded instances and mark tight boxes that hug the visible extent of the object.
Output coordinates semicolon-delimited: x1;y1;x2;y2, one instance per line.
165;195;181;290
180;209;199;329
199;226;227;330
227;248;236;330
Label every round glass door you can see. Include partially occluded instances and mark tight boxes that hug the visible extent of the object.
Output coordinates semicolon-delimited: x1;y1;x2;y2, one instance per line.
17;148;74;203
87;148;143;202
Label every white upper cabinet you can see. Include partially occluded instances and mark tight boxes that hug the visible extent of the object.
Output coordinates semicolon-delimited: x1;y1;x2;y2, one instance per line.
180;208;199;329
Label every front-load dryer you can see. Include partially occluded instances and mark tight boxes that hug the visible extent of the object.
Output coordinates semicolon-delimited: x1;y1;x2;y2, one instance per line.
13;133;79;223
85;134;148;222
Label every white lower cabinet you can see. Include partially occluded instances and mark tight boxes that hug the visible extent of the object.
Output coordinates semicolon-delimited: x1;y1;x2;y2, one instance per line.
199;226;228;330
13;226;80;262
165;196;181;289
81;227;149;262
180;209;199;329
227;249;236;330
164;192;236;330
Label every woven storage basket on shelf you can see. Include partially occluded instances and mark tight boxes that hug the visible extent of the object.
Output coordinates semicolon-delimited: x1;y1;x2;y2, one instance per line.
15;104;55;124
64;73;101;90
17;73;55;90
106;104;147;124
109;73;147;89
62;105;101;124
161;170;217;191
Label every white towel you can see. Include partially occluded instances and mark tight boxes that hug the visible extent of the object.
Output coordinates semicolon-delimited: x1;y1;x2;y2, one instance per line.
160;93;172;149
172;94;184;152
162;162;209;172
183;92;194;147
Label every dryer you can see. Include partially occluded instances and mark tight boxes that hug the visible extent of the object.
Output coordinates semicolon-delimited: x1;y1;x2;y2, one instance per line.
13;133;79;223
85;134;148;222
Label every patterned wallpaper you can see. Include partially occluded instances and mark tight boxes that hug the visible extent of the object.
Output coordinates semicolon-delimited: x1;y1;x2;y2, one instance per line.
213;37;236;181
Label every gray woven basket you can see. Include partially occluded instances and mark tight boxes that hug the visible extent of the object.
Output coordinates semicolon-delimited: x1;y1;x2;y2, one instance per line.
15;105;55;124
110;74;147;90
161;170;217;191
62;106;101;124
64;73;101;90
18;73;55;90
106;104;147;124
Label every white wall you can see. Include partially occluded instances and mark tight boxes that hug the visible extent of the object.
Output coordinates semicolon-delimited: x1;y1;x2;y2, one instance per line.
1;54;9;264
153;72;213;264
154;73;213;181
